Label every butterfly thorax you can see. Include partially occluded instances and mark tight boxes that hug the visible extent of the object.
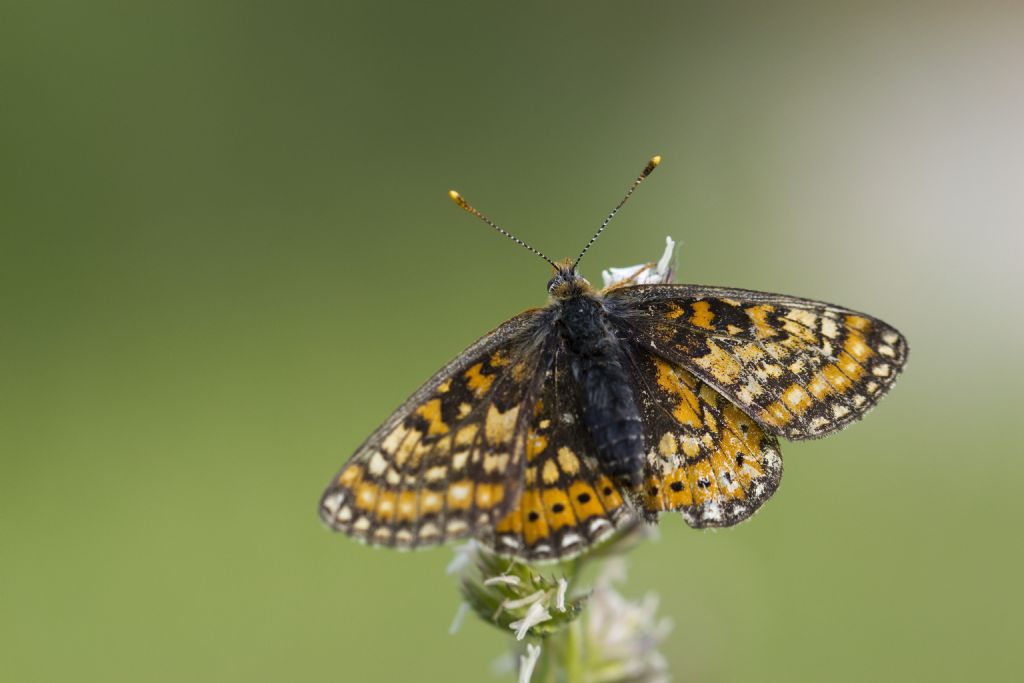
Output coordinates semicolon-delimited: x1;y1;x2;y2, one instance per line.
551;276;646;490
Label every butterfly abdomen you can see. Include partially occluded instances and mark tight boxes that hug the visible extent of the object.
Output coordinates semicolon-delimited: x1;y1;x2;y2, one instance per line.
557;295;646;488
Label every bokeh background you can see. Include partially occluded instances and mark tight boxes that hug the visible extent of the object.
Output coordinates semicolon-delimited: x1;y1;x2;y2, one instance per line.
3;2;1022;681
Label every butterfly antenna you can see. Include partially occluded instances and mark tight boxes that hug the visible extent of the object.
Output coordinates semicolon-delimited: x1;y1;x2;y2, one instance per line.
448;190;557;268
573;155;661;269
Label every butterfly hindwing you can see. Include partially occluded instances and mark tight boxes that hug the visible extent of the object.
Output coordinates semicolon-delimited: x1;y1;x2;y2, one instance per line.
479;344;635;562
319;310;547;550
623;344;783;527
607;285;909;440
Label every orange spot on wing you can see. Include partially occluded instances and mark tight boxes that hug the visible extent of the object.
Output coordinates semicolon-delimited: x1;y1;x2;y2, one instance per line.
495;508;522;535
595;476;624;511
464;363;494;397
807;372;834;400
692;340;744;385
521;489;550;546
844;315;872;332
375;490;397;522
663;469;693;507
837;351;866;380
655;358;702;428
396;491;418;522
822;363;853;392
568;482;603;521
475;483;504;509
708;449;744;501
455;424;478;446
416;399;449;436
527;430;548;462
644;475;666;511
542;488;577;530
782;384;813;415
446;480;474;510
760;400;793;427
782;318;817;344
689;300;715;330
355;482;379;511
689;460;718;505
745;304;778;339
420;490;443;514
338;464;363;487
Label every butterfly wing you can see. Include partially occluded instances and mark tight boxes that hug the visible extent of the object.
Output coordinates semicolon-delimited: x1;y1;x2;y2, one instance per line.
607;285;908;440
623;344;783;527
319;309;549;550
478;342;635;562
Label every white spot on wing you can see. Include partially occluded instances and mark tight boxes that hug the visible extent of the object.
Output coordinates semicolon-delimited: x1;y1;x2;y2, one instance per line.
368;451;388;476
561;532;582;549
821;317;839;338
321;491;345;515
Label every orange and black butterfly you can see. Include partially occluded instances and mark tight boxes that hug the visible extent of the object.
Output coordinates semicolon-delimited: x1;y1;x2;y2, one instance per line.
319;156;908;563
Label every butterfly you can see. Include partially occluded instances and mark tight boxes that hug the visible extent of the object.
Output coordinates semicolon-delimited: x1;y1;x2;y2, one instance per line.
319;156;908;563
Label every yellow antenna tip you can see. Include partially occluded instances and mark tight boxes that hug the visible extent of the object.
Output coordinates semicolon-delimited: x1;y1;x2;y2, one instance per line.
642;155;662;177
448;189;469;210
448;189;475;214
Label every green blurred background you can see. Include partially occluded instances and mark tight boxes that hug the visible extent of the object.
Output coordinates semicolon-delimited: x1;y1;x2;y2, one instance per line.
3;2;1021;681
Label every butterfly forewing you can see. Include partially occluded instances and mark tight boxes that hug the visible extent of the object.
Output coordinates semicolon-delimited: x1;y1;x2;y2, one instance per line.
607;285;909;440
319;310;548;550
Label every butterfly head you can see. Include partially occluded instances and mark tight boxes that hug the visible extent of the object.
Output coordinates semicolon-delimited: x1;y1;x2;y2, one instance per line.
547;259;594;299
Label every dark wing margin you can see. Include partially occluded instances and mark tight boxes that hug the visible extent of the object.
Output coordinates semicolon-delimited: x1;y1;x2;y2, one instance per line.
607;284;909;440
319;309;549;551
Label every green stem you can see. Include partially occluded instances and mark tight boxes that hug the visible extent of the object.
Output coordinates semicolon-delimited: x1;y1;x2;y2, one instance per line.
564;618;584;683
540;647;557;683
537;643;557;683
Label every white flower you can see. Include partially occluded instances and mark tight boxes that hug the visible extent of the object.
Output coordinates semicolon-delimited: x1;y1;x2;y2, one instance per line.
601;236;677;288
446;540;477;575
509;601;553;641
555;577;568;612
518;643;542;683
502;589;547;611
448;601;470;635
484;575;523;587
583;559;673;682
